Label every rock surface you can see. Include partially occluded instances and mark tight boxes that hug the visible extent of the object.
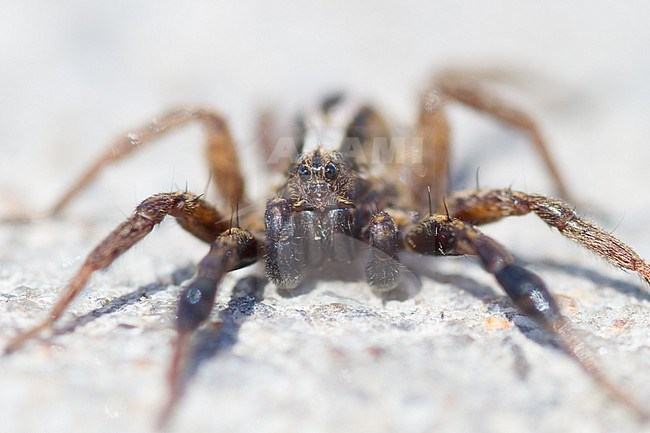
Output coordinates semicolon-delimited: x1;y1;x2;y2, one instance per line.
1;2;649;433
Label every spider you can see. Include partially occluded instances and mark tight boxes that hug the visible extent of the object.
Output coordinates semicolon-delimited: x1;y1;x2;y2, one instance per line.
3;71;649;425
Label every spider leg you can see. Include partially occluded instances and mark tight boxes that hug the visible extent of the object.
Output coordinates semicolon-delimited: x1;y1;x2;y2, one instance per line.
47;107;246;217
343;105;391;168
295;207;356;267
176;228;258;331
365;211;401;291
161;227;258;427
4;191;229;354
413;70;572;211
327;208;356;263
264;197;305;290
413;86;451;212
447;188;650;285
405;214;648;419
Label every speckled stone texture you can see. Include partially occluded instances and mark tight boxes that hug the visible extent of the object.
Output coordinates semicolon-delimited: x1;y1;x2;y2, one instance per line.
1;2;649;433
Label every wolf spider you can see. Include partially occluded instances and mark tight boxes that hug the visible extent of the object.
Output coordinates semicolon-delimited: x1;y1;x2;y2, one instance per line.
4;71;650;424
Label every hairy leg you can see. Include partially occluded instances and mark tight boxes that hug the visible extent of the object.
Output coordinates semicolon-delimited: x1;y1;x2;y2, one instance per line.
404;214;647;419
161;227;258;427
447;188;650;285
412;70;572;212
264;197;305;290
47;107;246;217
4;192;229;354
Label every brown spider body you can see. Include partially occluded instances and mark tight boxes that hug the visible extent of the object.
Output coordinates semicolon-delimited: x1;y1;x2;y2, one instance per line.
4;71;650;426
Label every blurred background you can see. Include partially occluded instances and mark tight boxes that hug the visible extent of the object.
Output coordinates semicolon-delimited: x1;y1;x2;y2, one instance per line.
0;2;649;433
1;1;649;227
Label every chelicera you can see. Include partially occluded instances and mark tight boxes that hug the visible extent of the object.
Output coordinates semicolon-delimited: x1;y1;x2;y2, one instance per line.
4;71;649;424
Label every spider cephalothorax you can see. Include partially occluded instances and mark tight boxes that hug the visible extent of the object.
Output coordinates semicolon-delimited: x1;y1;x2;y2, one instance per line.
265;149;365;291
4;71;650;425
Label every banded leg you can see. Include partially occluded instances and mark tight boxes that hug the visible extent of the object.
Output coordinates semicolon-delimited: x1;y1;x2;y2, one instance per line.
49;107;246;217
4;192;229;354
162;227;258;426
412;70;572;212
405;214;648;419
447;188;650;285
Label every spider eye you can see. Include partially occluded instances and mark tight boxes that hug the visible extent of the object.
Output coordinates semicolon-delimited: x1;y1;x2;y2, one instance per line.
324;163;337;180
298;165;311;177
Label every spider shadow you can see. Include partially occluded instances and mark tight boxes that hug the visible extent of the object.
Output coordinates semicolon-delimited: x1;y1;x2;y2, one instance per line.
41;266;263;426
51;265;195;337
418;261;566;362
53;285;165;337
405;253;650;363
174;258;424;402
402;254;498;301
275;253;424;303
273;254;372;299
521;257;650;303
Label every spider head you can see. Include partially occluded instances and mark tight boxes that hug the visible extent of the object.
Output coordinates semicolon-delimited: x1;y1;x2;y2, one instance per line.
288;148;359;211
